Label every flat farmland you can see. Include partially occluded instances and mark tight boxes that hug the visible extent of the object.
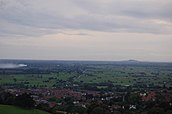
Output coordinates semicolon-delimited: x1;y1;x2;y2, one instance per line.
0;61;172;88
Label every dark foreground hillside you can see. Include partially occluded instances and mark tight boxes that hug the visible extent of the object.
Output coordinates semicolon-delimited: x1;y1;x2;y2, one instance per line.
0;104;51;114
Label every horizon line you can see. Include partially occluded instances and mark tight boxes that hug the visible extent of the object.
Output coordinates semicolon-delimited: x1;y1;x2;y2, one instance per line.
0;58;172;63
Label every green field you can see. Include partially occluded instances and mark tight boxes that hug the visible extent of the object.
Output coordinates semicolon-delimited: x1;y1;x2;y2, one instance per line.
0;64;172;88
0;104;50;114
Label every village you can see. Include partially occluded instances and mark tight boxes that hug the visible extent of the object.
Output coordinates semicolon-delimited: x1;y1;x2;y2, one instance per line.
2;86;172;114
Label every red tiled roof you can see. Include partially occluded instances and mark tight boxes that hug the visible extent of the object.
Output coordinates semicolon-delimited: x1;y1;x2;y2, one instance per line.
142;91;156;101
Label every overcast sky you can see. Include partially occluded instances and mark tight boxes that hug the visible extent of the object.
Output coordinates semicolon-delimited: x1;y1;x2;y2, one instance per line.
0;0;172;62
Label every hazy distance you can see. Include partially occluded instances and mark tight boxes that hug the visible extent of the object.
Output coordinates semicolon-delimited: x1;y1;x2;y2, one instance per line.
0;0;172;62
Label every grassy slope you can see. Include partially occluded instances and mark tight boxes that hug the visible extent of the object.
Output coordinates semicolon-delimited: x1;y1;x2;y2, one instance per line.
0;104;50;114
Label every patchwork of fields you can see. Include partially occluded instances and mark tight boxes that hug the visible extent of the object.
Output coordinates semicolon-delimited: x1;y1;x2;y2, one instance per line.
0;62;172;88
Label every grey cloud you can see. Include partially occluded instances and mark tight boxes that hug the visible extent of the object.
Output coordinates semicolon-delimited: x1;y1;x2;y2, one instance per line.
0;0;172;37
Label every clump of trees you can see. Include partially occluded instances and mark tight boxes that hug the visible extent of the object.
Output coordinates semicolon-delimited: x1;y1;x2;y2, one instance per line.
0;91;35;109
87;103;111;114
15;93;35;108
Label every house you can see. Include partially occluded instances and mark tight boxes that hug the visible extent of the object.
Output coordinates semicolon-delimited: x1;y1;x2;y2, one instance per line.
142;91;156;102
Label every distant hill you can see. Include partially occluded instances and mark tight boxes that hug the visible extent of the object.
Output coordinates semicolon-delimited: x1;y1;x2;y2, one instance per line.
119;59;140;63
124;59;139;62
0;59;172;67
0;105;50;114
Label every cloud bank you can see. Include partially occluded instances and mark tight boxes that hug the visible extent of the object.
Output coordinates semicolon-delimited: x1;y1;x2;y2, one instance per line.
0;63;27;69
0;0;172;37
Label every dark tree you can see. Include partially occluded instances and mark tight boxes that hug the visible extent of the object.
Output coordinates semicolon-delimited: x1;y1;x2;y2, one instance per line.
0;92;15;105
148;107;164;114
90;107;110;114
15;93;35;108
87;103;110;114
